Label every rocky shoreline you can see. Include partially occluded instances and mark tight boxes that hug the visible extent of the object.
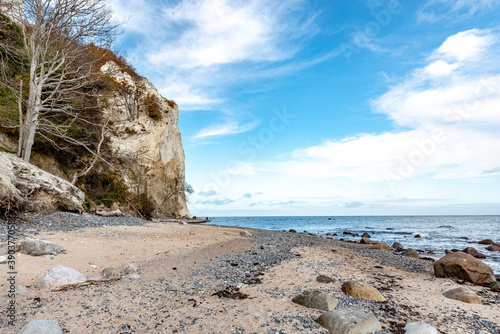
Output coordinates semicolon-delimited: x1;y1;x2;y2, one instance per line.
1;212;499;333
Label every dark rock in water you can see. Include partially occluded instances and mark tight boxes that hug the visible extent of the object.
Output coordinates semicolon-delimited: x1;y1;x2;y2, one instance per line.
463;247;478;255
434;252;495;285
392;242;403;249
292;290;338;311
459;237;469;240
360;237;374;245
386;228;394;230
414;234;421;238
486;244;500;251
451;249;461;253
427;250;436;255
288;229;297;233
341;280;385;301
352;233;359;237
472;252;487;259
333;233;338;236
343;231;352;235
362;232;371;238
316;275;335;283
478;239;494;245
403;248;421;259
19;320;63;334
326;233;331;236
316;308;382;334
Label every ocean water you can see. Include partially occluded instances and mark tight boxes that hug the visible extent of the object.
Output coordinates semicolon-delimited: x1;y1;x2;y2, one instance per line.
208;216;500;275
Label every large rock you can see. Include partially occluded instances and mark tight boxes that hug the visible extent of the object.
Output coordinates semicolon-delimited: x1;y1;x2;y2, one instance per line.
39;265;86;289
442;287;484;304
404;322;439;334
0;152;84;213
292;290;338;311
20;239;66;256
19;320;63;334
341;281;385;301
316;308;382;334
100;61;190;218
370;243;389;251
486;244;500;251
360;238;374;244
433;252;495;284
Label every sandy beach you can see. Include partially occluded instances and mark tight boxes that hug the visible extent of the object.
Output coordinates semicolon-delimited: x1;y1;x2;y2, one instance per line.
1;215;499;334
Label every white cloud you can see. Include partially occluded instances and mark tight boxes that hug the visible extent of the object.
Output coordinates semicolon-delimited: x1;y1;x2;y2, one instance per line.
192;120;260;139
273;29;500;181
417;0;500;23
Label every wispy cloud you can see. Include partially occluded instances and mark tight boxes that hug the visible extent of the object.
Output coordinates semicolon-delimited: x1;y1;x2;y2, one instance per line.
417;0;500;23
271;29;500;181
192;119;260;139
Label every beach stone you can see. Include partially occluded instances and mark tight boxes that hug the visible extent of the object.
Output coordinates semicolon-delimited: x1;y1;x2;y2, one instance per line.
19;320;63;334
178;220;187;225
361;232;371;238
119;261;139;275
289;229;297;233
433;252;495;284
486;244;500;251
0;243;20;255
490;282;500;292
392;242;403;249
478;239;494;245
39;265;86;290
414;234;421;238
463;247;478;255
403;248;421;259
128;273;141;279
442;287;484;304
292;290;338;311
316;308;382;334
360;238;374;244
341;281;385;301
317;275;335;283
404;322;439;334
240;230;252;237
472;252;486;259
20;239;66;256
102;267;121;280
0;256;7;264
370;243;389;251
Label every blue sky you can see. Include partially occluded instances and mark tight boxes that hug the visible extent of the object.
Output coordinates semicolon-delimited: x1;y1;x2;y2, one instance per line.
111;0;500;216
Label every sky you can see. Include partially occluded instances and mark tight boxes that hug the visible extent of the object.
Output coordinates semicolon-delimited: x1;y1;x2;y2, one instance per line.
110;0;500;216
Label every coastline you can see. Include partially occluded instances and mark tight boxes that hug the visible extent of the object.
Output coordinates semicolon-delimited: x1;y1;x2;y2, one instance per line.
0;213;499;333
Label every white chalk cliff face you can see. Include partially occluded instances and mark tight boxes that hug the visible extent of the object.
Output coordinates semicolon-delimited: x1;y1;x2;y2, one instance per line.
100;62;191;218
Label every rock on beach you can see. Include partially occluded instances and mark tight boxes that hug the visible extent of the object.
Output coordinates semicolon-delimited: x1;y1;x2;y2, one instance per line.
341;280;385;301
433;252;495;284
442;287;484;304
404;322;439;334
316;308;382;334
19;320;63;334
292;290;338;311
39;265;86;289
20;239;66;256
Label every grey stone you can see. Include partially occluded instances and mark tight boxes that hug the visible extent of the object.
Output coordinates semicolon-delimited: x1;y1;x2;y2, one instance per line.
19;320;63;334
39;265;86;289
102;267;121;280
404;322;439;334
128;273;141;279
403;248;421;259
240;230;252;237
316;308;382;334
20;239;66;256
442;287;484;304
120;261;139;275
292;290;338;311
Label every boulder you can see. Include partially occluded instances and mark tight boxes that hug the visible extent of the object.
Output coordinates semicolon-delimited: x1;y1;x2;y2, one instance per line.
414;234;421;238
19;320;63;334
239;230;252;237
433;252;495;284
0;152;85;213
392;242;403;250
341;281;385;301
102;267;121;280
486;244;500;252
289;229;297;233
361;232;371;238
119;261;139;275
316;308;382;334
463;247;478;255
39;265;86;290
360;237;374;244
370;243;389;251
403;248;421;259
404;322;439;334
472;252;486;259
478;239;494;245
292;290;338;311
20;239;66;256
442;287;484;304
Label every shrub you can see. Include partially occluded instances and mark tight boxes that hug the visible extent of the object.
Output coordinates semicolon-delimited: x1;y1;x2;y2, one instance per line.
144;93;163;120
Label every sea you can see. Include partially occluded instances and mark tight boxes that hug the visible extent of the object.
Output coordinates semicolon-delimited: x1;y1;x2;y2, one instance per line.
207;216;500;275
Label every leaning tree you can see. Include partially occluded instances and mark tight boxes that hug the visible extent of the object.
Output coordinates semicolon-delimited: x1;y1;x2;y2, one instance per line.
0;0;119;162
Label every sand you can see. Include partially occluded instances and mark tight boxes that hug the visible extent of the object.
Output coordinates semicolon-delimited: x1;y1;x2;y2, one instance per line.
1;221;499;333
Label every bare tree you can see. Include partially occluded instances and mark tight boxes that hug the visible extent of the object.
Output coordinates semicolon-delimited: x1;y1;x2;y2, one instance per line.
0;0;119;162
